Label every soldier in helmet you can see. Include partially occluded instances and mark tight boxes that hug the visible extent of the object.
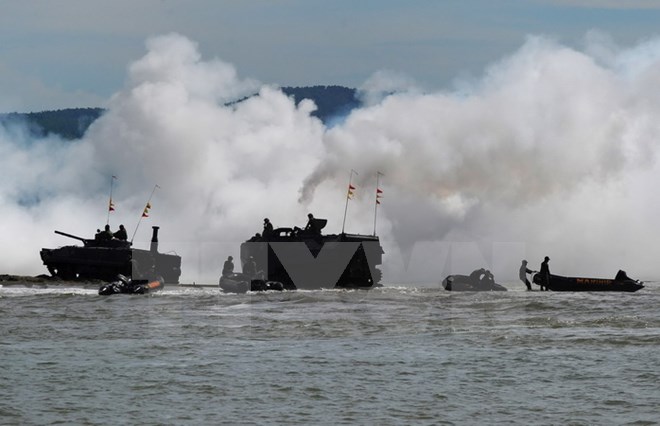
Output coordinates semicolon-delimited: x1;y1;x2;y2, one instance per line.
304;213;321;234
98;224;113;241
222;256;234;278
263;218;274;237
243;255;257;279
519;260;534;291
539;256;550;291
113;224;128;241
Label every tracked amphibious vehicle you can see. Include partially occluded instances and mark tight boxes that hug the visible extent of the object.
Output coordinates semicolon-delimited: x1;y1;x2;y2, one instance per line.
231;218;384;291
40;226;181;283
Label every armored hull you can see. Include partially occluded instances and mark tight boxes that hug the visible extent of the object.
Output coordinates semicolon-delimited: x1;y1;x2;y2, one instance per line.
40;226;181;284
239;223;384;290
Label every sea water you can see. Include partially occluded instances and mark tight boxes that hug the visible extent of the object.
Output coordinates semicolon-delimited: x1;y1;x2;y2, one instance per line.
1;283;659;425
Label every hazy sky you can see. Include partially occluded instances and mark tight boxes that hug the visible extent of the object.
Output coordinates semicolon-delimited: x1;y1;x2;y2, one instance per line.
2;0;660;112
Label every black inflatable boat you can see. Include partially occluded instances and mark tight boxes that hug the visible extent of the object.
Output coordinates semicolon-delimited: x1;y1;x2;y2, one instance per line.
532;270;643;292
98;274;165;295
442;273;507;291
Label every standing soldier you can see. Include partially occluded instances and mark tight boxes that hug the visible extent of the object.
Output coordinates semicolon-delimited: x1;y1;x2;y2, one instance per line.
539;256;550;291
243;256;257;279
519;260;534;291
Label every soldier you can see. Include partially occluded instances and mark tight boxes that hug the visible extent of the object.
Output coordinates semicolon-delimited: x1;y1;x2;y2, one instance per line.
519;260;534;291
539;256;550;291
222;256;234;277
243;256;257;278
98;224;113;241
263;218;274;237
304;213;320;234
113;224;128;241
469;268;485;284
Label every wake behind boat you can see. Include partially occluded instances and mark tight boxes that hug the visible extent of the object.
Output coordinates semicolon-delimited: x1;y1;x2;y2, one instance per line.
532;270;643;292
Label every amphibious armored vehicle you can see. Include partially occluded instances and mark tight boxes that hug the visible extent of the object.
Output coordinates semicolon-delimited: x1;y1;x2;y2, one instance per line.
237;218;384;290
40;226;181;283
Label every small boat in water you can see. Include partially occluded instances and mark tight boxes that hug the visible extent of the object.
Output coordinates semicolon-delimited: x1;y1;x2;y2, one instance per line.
442;269;507;292
219;274;286;294
98;274;165;295
532;270;644;292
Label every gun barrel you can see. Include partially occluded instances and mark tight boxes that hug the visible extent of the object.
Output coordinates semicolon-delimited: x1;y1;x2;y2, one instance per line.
54;230;87;242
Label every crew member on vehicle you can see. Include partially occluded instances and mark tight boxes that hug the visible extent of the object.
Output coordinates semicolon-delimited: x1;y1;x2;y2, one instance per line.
97;224;113;241
113;224;128;241
263;218;274;237
481;269;495;287
304;213;320;234
222;256;234;277
469;268;485;283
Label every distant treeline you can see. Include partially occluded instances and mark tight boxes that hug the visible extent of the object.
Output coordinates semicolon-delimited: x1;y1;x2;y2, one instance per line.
0;108;105;140
0;86;359;140
281;85;359;123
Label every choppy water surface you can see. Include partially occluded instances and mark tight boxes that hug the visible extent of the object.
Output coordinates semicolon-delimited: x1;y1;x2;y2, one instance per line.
1;282;659;425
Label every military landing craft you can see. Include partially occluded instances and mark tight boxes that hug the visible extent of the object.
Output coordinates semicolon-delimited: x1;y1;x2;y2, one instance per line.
40;226;181;283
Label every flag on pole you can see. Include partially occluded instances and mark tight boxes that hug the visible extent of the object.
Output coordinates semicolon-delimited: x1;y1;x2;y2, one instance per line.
347;184;356;199
142;202;151;218
376;188;383;204
108;198;115;212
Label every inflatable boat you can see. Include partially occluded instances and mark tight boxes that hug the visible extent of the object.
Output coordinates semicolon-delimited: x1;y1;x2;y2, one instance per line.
219;274;285;294
98;274;165;295
442;273;507;291
532;270;643;292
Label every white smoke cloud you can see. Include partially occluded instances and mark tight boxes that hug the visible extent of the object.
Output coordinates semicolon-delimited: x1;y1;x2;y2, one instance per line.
3;32;660;285
302;35;660;282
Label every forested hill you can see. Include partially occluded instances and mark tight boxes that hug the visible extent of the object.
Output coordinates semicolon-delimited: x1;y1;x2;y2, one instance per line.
0;108;104;140
0;86;359;140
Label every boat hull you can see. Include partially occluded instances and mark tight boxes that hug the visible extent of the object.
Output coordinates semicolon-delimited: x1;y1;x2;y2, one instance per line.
98;276;165;295
533;273;643;292
442;274;507;291
219;274;286;293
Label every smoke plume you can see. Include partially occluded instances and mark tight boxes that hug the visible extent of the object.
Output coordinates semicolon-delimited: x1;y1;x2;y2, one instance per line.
3;33;660;284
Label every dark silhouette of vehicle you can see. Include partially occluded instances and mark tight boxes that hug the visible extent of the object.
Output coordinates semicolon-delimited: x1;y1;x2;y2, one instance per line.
236;217;384;290
40;226;181;283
